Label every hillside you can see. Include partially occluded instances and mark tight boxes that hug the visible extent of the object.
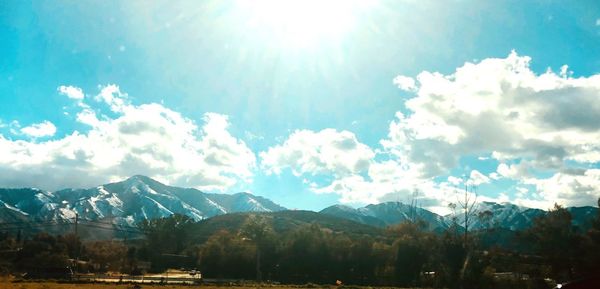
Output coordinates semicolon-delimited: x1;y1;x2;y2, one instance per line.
190;210;385;243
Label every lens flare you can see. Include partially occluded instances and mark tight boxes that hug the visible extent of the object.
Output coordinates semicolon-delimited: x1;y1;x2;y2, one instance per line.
239;0;375;48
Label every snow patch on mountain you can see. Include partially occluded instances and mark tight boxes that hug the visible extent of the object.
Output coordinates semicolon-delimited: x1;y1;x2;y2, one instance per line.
59;208;77;220
0;176;286;228
204;197;228;214
0;199;29;216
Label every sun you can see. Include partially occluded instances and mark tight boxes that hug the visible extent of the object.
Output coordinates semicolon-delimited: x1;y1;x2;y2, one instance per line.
238;0;374;48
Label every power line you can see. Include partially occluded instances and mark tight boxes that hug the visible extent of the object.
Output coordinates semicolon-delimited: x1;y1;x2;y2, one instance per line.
0;220;149;235
0;218;76;226
0;222;73;231
80;219;145;230
0;217;166;236
76;223;147;235
0;218;143;230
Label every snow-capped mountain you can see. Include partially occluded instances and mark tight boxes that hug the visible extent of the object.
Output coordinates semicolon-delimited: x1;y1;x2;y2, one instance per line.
0;175;285;227
321;201;599;232
320;204;387;227
447;202;599;231
320;202;450;232
1;176;597;235
456;201;546;231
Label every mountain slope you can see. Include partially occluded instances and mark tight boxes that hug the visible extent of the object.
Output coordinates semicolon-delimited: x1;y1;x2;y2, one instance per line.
0;177;598;237
321;201;599;233
320;202;449;232
0;175;286;230
320;204;386;227
190;210;385;244
463;201;546;231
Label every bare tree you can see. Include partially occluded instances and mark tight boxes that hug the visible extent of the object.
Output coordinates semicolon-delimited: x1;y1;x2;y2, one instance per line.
456;184;478;247
408;189;421;224
240;214;272;282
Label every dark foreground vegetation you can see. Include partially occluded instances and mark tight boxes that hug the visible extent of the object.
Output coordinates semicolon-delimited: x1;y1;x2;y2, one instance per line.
1;199;599;289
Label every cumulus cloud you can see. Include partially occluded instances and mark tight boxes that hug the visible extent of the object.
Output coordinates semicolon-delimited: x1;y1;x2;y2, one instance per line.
524;169;600;208
468;170;490;186
58;85;84;100
393;75;417;91
260;130;453;211
383;51;600;208
311;160;453;207
260;129;374;177
497;162;531;179
20;121;57;138
0;85;256;191
447;176;462;185
265;51;600;210
385;51;600;176
94;84;128;112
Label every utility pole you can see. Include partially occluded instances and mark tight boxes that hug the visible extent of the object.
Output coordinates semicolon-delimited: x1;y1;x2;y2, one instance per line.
121;236;127;275
74;213;79;278
74;213;78;236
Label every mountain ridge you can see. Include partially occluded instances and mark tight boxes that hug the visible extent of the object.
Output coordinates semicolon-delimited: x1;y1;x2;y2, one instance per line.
320;200;599;232
0;175;598;236
0;175;286;228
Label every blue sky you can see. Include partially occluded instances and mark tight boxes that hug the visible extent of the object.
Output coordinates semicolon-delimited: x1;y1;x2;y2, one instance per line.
1;0;600;213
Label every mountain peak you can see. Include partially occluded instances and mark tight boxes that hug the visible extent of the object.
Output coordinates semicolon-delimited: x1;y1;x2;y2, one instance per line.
321;204;357;213
0;177;287;234
123;175;155;184
116;175;171;192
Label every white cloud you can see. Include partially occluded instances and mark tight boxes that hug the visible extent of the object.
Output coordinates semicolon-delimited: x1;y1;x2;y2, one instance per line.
260;129;374;177
20;121;57;138
596;18;600;26
258;51;600;210
244;131;264;141
312;164;454;212
380;51;600;208
524;169;600;208
468;170;490;186
447;176;462;185
257;51;600;210
559;65;570;78
393;75;417;91
384;51;600;179
488;172;500;180
261;130;455;212
0;85;256;191
496;162;531;179
58;85;84;100
95;84;128;112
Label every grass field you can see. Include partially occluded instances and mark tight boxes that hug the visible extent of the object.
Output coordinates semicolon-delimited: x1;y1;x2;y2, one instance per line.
0;281;421;289
0;282;306;289
2;282;180;289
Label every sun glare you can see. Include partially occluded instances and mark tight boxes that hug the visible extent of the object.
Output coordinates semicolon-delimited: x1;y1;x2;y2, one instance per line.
239;0;374;48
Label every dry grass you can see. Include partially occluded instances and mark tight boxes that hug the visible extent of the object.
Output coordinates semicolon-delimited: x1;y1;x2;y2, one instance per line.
0;282;422;289
0;281;285;289
0;278;297;289
0;276;421;289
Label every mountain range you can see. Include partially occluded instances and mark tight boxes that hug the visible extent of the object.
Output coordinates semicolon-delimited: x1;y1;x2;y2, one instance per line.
0;175;284;235
319;201;598;232
0;175;597;237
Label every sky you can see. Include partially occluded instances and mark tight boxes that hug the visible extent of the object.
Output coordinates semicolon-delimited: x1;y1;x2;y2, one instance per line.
1;0;600;214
